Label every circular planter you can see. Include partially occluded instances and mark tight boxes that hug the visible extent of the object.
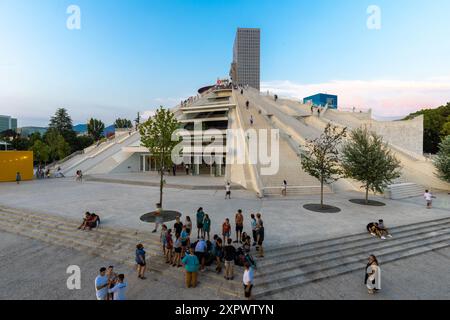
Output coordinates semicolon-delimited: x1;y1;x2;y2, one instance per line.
303;204;341;213
140;210;182;223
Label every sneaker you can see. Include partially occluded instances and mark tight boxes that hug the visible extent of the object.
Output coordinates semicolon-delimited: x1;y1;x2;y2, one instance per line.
381;236;386;240
387;234;393;238
370;233;376;237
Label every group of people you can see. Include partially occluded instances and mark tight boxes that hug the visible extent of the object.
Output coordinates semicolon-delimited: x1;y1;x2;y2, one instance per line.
366;220;392;240
150;208;263;299
78;212;100;230
95;266;127;300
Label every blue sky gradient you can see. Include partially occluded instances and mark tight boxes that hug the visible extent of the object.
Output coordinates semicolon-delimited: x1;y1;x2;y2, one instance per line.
1;0;450;126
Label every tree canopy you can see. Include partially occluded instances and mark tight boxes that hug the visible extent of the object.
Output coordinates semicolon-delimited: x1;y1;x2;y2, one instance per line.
301;123;347;208
87;118;105;141
341;127;402;204
114;118;133;129
434;136;450;183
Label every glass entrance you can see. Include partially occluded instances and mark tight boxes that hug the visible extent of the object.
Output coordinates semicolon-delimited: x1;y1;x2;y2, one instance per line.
140;155;156;172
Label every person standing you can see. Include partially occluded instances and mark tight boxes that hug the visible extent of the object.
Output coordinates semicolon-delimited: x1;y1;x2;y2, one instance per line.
424;190;435;209
214;237;224;274
16;172;21;184
185;216;192;236
108;274;127;300
135;244;147;280
246;101;250;110
223;238;236;280
225;182;231;199
195;236;207;272
94;267;109;301
222;218;231;244
106;266;118;300
243;263;254;300
250;115;254;126
365;255;381;294
256;213;264;258
282;180;287;196
165;229;174;264
203;214;211;241
172;164;177;176
250;214;257;246
180;225;189;258
234;210;244;243
196;208;205;239
185;164;190;175
182;246;200;288
174;216;183;237
173;233;182;267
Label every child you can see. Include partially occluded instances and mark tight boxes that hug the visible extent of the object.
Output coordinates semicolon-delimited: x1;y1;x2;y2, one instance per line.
222;218;231;243
160;224;168;255
165;229;173;264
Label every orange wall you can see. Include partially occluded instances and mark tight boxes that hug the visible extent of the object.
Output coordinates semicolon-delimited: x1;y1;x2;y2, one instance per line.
0;151;34;182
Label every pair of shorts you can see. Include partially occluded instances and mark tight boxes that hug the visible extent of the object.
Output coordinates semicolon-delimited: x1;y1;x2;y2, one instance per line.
137;262;146;267
226;191;231;195
186;228;191;234
243;284;253;298
197;223;203;229
196;252;205;261
175;247;182;254
236;225;243;232
181;240;188;247
223;232;230;238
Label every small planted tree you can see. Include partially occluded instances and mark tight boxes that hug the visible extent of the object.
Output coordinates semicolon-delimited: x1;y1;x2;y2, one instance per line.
301;123;347;209
341;127;402;204
29;140;50;166
87;118;105;141
139;107;180;209
434;135;450;183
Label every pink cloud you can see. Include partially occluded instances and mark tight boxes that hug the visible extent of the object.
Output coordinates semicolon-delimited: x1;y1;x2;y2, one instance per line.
261;78;450;117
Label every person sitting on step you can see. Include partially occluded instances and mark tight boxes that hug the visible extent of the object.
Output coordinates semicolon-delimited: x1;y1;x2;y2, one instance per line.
366;222;386;240
377;220;392;238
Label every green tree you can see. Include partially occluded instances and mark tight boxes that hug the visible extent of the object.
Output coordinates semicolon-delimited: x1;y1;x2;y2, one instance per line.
341;127;402;204
45;130;71;161
87;118;105;141
114;118;133;129
74;135;94;150
434;136;450;183
30;140;50;165
441;120;450;137
301;124;347;208
48;108;77;152
139;107;181;208
405;102;450;153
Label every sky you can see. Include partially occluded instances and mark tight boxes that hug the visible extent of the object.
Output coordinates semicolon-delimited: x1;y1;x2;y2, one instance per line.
1;0;450;127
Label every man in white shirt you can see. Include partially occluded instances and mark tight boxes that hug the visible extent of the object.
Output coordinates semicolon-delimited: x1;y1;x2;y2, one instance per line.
243;263;254;300
108;274;127;300
424;190;435;209
195;237;207;272
95;267;109;300
225;182;231;200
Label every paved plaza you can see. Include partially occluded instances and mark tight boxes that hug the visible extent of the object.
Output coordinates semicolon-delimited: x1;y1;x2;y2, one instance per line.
0;177;448;246
0;176;449;300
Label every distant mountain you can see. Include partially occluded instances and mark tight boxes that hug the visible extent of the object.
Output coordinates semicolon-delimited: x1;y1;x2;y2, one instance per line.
19;126;48;137
73;124;115;137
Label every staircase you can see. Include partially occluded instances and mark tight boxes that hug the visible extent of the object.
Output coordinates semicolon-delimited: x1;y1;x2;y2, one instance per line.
234;90;329;196
0;206;243;299
253;216;450;299
385;183;424;200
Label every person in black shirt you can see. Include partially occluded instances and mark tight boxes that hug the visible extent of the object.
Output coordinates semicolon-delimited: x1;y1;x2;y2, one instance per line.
174;216;183;236
223;238;236;280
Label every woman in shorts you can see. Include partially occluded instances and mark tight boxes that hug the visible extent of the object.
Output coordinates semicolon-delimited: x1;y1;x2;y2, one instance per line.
185;216;192;236
135;244;147;280
173;233;182;267
222;218;231;244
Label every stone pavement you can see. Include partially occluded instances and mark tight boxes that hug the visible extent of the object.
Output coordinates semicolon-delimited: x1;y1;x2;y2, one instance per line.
1;230;449;300
0;178;448;247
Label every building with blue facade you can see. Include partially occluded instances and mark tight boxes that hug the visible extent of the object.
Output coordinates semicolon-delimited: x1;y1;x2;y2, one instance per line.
303;93;338;109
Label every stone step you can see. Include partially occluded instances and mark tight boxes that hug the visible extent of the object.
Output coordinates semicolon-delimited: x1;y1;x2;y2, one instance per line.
257;226;450;275
0;207;161;246
253;233;450;298
386;183;424;200
262;216;450;256
258;218;450;265
0;209;244;298
0;213;164;256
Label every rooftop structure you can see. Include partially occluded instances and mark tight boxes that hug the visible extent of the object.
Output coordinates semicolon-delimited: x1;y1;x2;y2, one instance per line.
303;93;338;109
